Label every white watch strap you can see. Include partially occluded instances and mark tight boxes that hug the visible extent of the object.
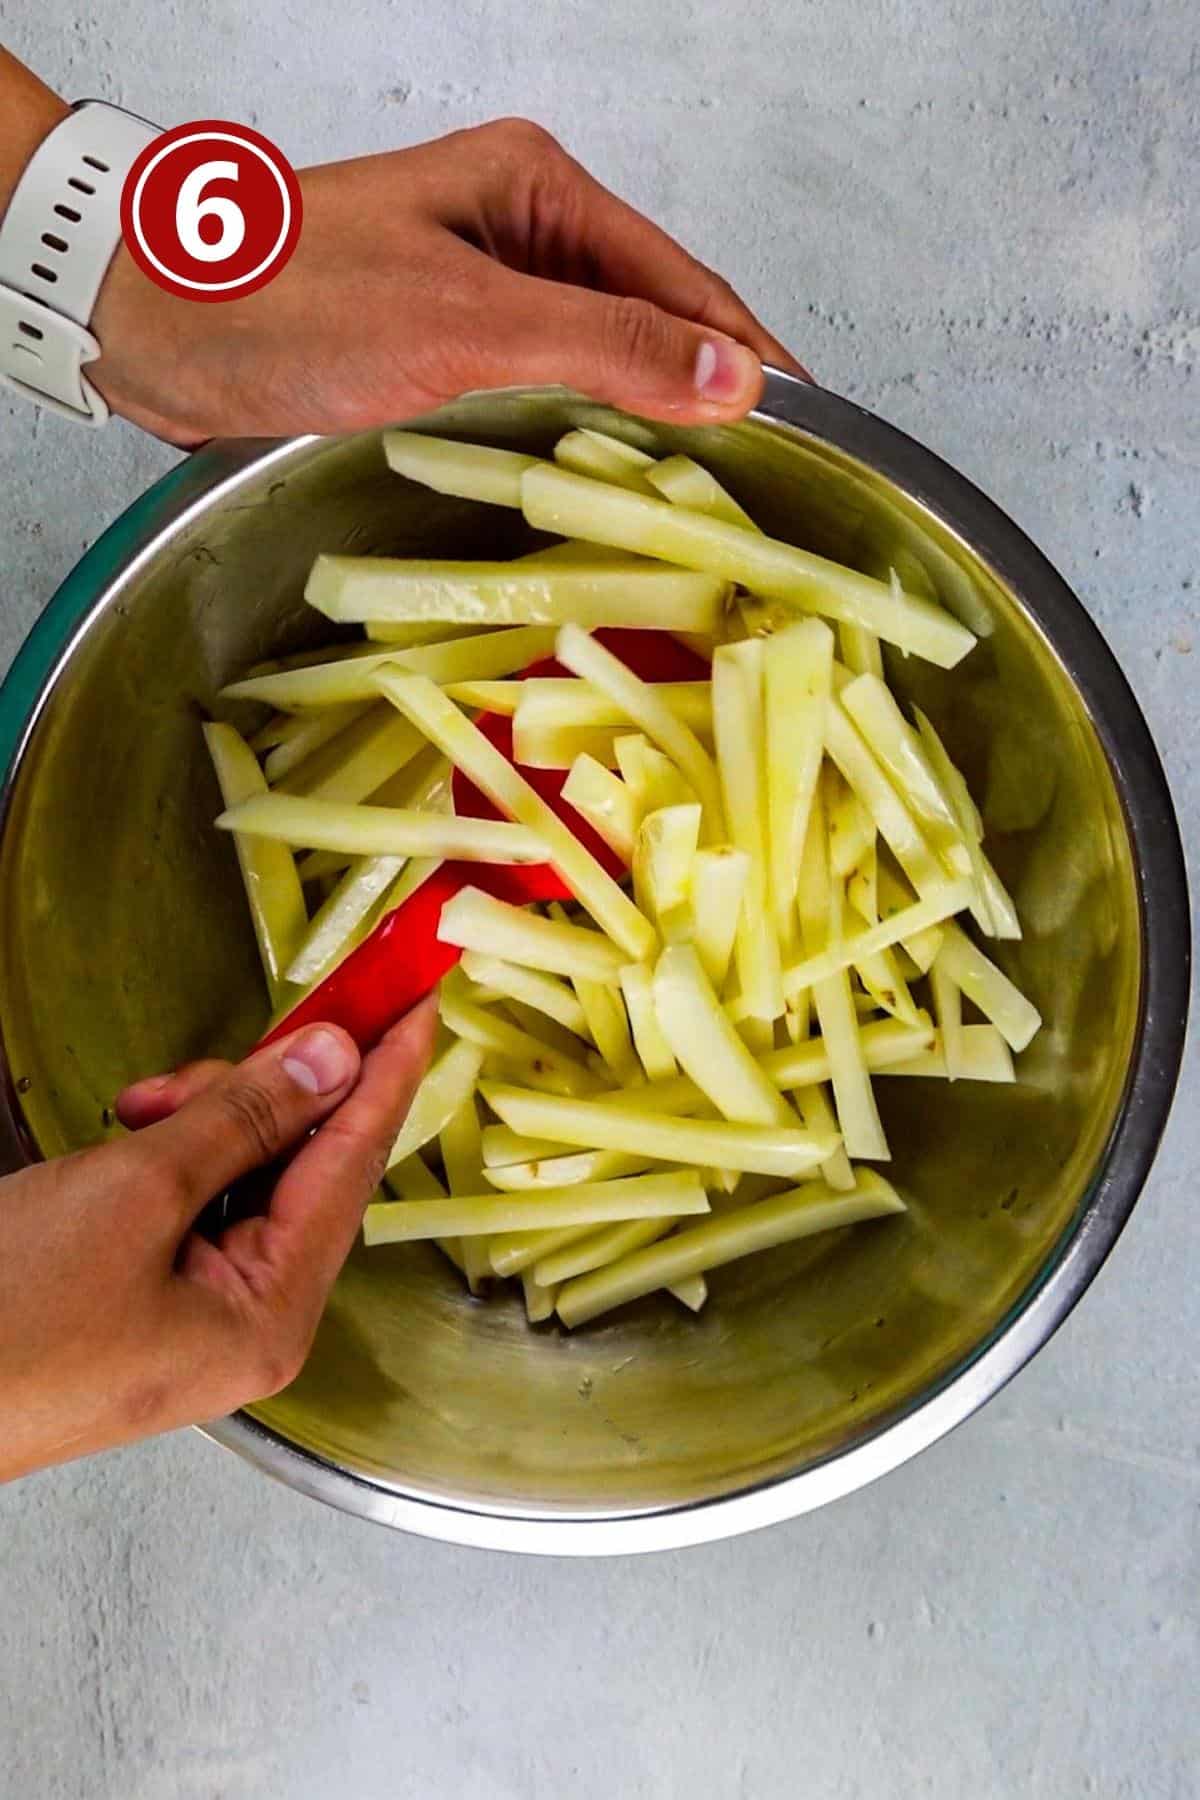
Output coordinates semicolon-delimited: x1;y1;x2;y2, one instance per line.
0;101;161;425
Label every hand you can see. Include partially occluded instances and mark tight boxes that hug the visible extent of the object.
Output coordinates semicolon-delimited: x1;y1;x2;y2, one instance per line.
90;117;808;446
0;1003;435;1483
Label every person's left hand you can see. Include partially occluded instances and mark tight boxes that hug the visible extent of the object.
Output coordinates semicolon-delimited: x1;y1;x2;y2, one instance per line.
0;1003;435;1484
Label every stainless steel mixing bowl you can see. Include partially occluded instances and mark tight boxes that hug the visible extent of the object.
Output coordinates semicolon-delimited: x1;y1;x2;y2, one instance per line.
0;374;1188;1553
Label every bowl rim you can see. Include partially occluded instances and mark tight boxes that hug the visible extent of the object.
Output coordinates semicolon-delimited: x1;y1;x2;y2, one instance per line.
0;372;1190;1553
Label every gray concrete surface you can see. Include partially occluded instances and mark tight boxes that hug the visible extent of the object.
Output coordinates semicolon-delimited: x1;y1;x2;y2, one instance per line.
1;2;1197;1795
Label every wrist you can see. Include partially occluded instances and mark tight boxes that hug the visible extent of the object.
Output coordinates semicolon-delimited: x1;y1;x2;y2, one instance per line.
0;52;69;214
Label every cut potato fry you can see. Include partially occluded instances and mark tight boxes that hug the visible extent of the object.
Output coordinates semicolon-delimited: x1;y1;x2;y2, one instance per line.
383;430;540;507
633;803;701;936
669;1273;709;1311
458;952;589;1037
780;879;973;998
912;706;1021;940
520;464;976;668
825;699;947;897
840;673;972;880
838;621;884;680
877;863;945;973
620;963;678;1081
792;1083;856;1191
362;621;482;648
385;1152;446;1201
936;923;1042;1051
488;1221;607;1279
561;754;639;864
513;722;625;771
646;454;758;529
689;845;748;992
812;967;890;1160
218;794;545;864
556;1171;905;1327
363;1170;709;1244
481;1083;838;1178
263;702;367;782
572;975;641;1086
307;554;726;634
285;852;405;988
522;1272;559;1322
440;1094;490;1291
713;640;783;1020
280;707;425;806
614;734;696;814
202;723;306;1004
929;948;966;1080
385;1038;485;1168
377;670;656;961
222;627;558;711
438;991;599;1097
554;428;658;493
485;1149;652;1191
764;619;834;951
501;677;713;733
827;777;876;881
556;624;725;838
652;943;794;1126
881;1024;1015;1082
439;887;627;982
533;1216;672;1286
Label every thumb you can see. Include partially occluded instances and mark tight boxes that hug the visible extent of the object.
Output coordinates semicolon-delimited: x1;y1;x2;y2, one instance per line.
480;272;764;424
146;1024;362;1211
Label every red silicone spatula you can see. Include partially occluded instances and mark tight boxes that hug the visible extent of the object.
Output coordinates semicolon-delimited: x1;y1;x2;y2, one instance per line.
258;628;708;1054
202;629;706;1236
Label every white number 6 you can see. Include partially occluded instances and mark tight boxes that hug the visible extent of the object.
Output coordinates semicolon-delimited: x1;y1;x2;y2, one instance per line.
175;160;246;263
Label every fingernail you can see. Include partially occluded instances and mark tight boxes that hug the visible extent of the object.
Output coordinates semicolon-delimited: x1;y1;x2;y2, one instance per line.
695;338;760;403
283;1027;359;1095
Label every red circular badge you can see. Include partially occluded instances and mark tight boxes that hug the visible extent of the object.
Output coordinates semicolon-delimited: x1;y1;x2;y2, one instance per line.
120;120;302;303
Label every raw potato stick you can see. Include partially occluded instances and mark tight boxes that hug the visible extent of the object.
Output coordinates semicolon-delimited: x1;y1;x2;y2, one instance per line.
824;700;948;898
812;967;891;1161
880;1024;1015;1082
221;626;558;710
780;880;973;998
383;430;541;507
438;991;599;1097
438;887;628;982
912;706;1021;939
263;701;367;782
764;619;834;951
646;454;759;529
470;677;712;730
556;1171;906;1328
533;1216;673;1286
385;1038;485;1168
489;1222;607;1279
458;952;589;1037
218;794;546;864
279;706;425;806
306;555;726;634
202;723;306;1005
376;670;656;961
555;624;725;838
929;948;966;1080
485;1149;653;1191
652;943;795;1127
689;846;749;992
620;963;679;1081
440;1094;491;1292
561;755;640;864
553;429;658;493
520;464;977;668
712;640;783;1020
936;923;1042;1051
481;1083;838;1178
362;1170;710;1244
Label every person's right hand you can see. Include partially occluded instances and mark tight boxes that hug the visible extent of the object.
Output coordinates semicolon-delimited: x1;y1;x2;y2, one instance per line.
90;117;808;446
0;1001;435;1484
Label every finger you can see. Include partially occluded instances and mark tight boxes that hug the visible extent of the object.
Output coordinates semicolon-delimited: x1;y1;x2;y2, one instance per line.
548;158;811;381
213;994;437;1313
136;1024;362;1210
469;267;765;424
465;122;809;380
116;1060;230;1130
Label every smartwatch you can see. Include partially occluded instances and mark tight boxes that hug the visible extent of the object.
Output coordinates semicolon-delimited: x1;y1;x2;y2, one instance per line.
0;100;161;426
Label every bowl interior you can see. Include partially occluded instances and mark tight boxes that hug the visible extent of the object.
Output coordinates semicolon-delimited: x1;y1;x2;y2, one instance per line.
0;394;1141;1516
